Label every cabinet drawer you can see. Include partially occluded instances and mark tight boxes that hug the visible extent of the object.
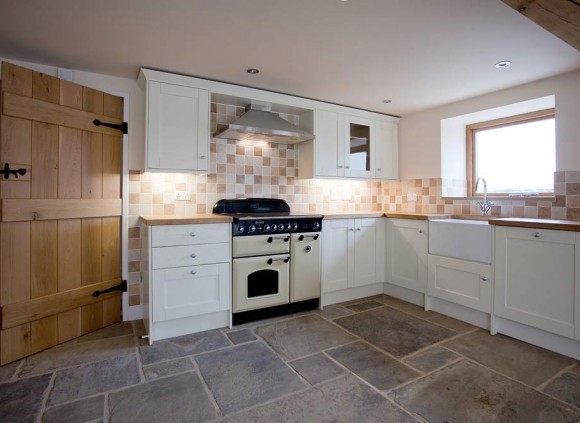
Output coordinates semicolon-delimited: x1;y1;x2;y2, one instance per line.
152;263;230;322
152;223;230;247
152;242;230;269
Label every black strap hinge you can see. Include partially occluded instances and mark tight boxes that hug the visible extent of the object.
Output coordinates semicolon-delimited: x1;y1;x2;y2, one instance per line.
93;119;128;134
92;280;127;298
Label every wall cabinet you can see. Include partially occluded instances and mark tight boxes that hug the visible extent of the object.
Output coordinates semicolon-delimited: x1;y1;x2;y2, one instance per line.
494;226;580;340
143;77;210;172
298;109;398;180
143;223;231;342
427;255;492;313
323;218;385;293
386;218;428;293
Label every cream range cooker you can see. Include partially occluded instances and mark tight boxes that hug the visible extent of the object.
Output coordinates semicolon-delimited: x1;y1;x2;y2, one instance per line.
213;198;322;325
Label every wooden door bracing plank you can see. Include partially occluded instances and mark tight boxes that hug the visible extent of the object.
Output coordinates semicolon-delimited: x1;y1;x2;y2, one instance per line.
1;198;122;221
2;92;123;136
1;278;122;329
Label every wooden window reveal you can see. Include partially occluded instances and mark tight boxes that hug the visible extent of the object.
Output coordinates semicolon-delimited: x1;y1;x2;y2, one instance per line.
466;108;555;197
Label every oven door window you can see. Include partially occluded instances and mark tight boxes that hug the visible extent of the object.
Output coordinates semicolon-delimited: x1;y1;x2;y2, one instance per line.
247;269;279;298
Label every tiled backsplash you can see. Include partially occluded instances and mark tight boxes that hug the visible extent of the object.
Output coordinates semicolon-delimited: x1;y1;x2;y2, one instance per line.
126;103;580;307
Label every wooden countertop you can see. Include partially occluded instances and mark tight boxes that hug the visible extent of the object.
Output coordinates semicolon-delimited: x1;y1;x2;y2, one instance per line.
383;212;453;220
321;212;385;219
488;218;580;232
140;215;233;226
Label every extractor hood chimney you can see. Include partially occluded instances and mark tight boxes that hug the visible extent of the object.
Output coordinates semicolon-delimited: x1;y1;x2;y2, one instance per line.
214;104;314;144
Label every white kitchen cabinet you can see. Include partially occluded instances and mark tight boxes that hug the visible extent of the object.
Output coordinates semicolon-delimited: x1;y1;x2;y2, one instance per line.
298;109;398;180
142;223;231;342
427;255;492;313
494;226;580;340
323;218;384;293
386;218;428;293
145;80;210;172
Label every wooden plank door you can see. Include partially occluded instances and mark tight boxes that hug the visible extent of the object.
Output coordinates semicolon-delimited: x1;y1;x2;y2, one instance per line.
0;62;124;364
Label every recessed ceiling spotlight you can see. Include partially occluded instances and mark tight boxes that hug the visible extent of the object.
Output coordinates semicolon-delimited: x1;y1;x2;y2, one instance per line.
246;68;260;74
382;99;392;104
495;61;511;69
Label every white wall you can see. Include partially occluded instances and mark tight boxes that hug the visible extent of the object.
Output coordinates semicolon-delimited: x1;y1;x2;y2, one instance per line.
0;58;145;170
399;69;580;179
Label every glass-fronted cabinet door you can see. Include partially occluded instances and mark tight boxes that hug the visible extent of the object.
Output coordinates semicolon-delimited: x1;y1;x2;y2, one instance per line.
345;116;374;178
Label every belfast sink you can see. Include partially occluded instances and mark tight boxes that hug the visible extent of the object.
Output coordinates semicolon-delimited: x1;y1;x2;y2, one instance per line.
428;219;492;263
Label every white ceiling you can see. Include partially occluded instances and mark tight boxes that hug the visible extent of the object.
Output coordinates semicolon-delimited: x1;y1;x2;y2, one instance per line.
0;0;579;116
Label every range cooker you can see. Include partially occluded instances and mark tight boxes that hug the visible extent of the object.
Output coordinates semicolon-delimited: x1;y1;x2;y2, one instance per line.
213;198;323;325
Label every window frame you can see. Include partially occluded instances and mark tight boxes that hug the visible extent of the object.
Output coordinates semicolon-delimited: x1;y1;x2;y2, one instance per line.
466;108;555;197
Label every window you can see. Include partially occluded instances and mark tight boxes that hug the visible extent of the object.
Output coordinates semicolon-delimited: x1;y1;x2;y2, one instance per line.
466;109;555;196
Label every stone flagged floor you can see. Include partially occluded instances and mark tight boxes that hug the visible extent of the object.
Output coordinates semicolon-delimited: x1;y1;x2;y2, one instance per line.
0;294;578;422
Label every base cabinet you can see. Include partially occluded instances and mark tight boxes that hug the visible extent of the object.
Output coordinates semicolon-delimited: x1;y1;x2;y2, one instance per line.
428;255;491;313
323;218;384;293
494;226;580;340
143;223;231;342
386;218;428;293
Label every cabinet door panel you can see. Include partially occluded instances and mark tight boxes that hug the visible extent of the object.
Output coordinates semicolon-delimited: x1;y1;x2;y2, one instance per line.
322;219;353;292
345;116;374;179
375;121;398;180
428;255;491;312
386;219;427;293
147;81;209;171
314;110;342;177
152;263;229;322
353;218;378;287
494;227;578;339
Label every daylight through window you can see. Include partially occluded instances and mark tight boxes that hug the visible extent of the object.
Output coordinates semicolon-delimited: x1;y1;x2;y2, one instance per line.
467;109;555;196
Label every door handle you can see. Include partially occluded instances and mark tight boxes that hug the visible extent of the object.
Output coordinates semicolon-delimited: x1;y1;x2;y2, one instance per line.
298;234;319;241
267;236;290;243
267;257;290;265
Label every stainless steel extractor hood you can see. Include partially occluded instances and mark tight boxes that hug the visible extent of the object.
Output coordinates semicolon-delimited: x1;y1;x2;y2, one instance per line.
214;105;314;144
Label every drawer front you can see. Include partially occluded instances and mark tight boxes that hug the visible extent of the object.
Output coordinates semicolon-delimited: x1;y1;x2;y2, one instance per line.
233;234;290;257
152;263;230;322
152;242;230;269
151;223;230;247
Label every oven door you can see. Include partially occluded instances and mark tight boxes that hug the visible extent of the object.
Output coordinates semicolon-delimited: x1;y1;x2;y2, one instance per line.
233;254;290;312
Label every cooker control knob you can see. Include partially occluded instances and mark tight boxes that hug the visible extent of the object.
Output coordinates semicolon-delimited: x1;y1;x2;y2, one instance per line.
271;224;277;231
313;222;320;230
249;225;256;233
238;224;245;233
292;223;298;231
264;224;271;232
286;223;292;231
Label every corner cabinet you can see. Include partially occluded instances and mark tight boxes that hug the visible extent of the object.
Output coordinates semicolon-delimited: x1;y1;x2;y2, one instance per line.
322;218;385;293
386;218;428;293
142;223;231;342
139;70;210;173
298;109;399;180
494;226;580;340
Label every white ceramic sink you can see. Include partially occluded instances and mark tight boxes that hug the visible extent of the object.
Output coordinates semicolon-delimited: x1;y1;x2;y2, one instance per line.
428;219;492;263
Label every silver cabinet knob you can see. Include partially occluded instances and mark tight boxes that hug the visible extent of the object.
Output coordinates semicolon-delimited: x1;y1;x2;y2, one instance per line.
345;166;350;169
200;155;207;159
377;168;382;171
481;275;488;281
190;270;197;275
190;253;197;258
533;232;540;238
418;229;424;234
356;228;361;231
338;165;344;169
348;228;354;232
189;232;196;237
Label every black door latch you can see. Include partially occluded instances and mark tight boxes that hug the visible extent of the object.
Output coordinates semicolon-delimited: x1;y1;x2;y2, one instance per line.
2;163;27;179
93;119;128;134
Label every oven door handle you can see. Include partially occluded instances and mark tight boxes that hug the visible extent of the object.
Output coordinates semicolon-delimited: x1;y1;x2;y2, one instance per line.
267;257;290;265
298;234;319;241
267;236;290;243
